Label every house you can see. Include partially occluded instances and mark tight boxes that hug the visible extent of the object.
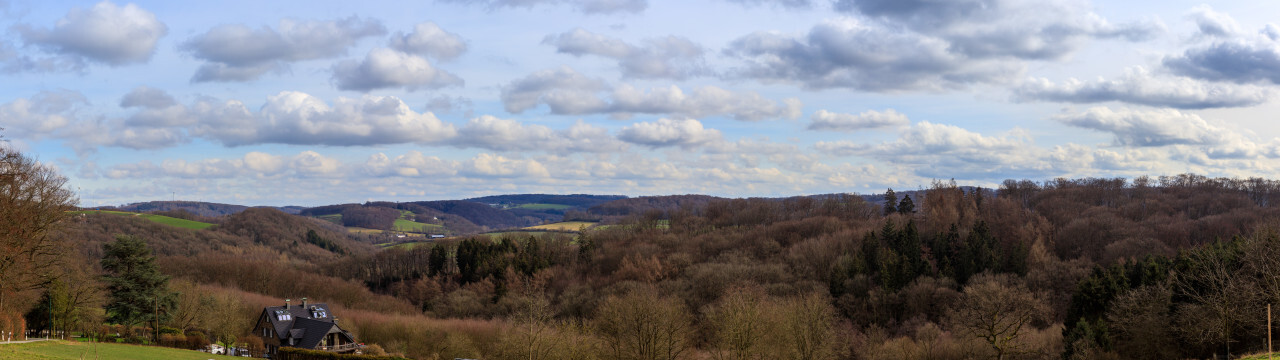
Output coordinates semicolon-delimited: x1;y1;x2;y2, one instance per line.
252;298;361;356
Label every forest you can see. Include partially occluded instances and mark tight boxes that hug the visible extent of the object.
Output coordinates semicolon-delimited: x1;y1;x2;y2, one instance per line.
8;142;1280;359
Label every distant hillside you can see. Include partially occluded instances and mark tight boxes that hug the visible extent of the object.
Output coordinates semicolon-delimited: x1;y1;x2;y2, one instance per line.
409;200;530;230
463;194;626;207
113;201;305;216
589;195;723;217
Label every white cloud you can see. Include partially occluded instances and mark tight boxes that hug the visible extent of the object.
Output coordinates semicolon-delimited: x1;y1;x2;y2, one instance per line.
192;91;457;146
120;86;176;109
503;67;801;120
243;152;286;175
1052;107;1277;159
364;151;457;177
182;16;386;82
1188;5;1241;38
15;1;167;66
1014;67;1272;109
807;109;908;131
462;153;551;178
331;48;463;92
451;116;628;154
727;19;1019;91
832;0;1161;60
291;151;343;177
617;118;722;149
388;22;468;60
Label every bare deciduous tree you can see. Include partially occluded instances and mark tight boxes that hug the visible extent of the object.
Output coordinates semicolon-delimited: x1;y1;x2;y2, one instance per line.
947;273;1050;360
0;146;77;318
594;287;694;360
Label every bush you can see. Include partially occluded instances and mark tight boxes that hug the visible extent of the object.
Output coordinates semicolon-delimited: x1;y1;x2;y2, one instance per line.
275;347;412;360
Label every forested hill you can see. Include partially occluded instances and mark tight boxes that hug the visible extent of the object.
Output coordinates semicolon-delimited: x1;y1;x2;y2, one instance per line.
462;194;626;207
113;200;305;216
48;175;1280;359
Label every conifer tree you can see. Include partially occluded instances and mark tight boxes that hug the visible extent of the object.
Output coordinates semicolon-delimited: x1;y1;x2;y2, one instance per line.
882;189;898;216
898;195;915;214
102;235;174;329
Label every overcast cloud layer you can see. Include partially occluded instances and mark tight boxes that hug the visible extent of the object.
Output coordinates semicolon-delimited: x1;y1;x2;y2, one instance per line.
3;0;1280;206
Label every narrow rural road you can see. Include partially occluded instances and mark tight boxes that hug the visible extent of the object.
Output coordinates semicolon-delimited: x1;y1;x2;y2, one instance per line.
0;338;51;344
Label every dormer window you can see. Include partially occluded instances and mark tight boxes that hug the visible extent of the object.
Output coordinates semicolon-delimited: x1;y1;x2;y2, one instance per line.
274;310;292;321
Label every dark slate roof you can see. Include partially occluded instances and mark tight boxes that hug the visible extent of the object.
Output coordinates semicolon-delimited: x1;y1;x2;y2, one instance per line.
292;317;340;349
260;302;352;349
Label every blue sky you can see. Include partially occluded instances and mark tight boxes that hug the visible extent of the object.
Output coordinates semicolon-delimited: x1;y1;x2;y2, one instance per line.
4;0;1280;206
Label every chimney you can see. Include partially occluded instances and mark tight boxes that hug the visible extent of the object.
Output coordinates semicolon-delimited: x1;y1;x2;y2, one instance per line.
302;297;308;308
285;299;290;309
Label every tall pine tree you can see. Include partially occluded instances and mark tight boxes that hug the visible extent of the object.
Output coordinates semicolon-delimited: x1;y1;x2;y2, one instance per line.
882;189;898;216
898;195;915;214
102;235;174;329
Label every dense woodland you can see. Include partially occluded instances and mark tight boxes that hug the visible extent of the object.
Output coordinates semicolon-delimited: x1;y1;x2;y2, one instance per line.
9;139;1280;360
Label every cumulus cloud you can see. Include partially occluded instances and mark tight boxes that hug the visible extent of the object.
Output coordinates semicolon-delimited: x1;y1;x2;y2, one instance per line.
807;109;908;131
364;151;457;177
1164;38;1280;85
726;19;1019;91
500;67;609;113
388;22;467;60
103;151;345;179
832;0;1161;60
0;90;86;139
617;118;722;149
1013;67;1272;109
1053;107;1242;148
192;91;457;146
120;86;176;109
181;16;386;82
543;29;706;79
815;122;1048;179
502;67;801;120
14;1;167;66
440;0;646;14
0;90;195;151
1188;5;1241;38
462;154;551;178
331;48;463;92
451;116;627;154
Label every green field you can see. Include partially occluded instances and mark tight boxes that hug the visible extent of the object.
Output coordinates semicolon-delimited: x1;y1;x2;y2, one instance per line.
71;210;214;230
515;203;573;210
393;218;443;233
525;221;598;231
0;340;241;360
317;213;343;225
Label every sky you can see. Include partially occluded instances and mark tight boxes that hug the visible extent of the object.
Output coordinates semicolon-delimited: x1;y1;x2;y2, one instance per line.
3;0;1280;207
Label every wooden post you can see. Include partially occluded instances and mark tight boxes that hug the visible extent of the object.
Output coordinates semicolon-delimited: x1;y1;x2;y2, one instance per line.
1270;303;1273;360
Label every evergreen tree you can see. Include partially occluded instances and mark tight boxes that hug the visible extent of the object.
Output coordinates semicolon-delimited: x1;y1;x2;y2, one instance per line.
898;195;915;214
882;189;898;216
428;244;447;276
101;235;174;329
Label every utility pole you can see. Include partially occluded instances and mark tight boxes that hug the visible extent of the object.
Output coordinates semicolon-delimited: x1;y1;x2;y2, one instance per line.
1269;303;1273;360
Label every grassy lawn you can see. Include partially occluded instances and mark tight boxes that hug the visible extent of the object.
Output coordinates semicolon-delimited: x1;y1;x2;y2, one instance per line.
71;211;214;230
515;203;573;210
0;340;241;360
525;221;598;231
1243;352;1279;360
